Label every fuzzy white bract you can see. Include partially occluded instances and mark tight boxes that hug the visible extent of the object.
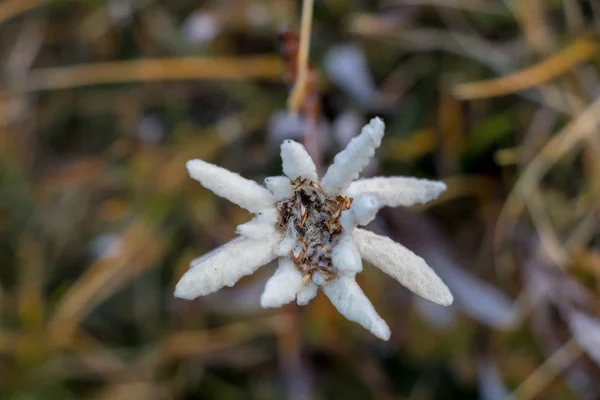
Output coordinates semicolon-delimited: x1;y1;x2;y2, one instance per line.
175;117;453;340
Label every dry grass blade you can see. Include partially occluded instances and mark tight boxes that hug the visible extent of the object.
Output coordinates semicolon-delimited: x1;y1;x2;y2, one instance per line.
526;190;566;267
507;339;581;400
49;220;167;338
17;235;44;331
350;18;587;114
162;316;290;361
44;327;133;377
124;317;292;383
454;37;598;99
496;96;600;271
566;209;598;252
34;350;130;380
384;0;508;15
93;382;165;400
513;0;556;53
349;17;518;70
23;56;283;92
0;0;44;26
6;15;46;78
568;310;600;367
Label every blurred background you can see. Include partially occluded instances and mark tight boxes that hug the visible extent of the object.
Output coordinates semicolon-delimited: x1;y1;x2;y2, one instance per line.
1;0;600;399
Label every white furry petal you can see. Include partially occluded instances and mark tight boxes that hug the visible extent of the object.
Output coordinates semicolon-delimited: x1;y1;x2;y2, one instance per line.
311;271;328;286
261;257;304;308
280;140;318;181
322;275;391;340
175;235;280;299
347;177;446;207
187;159;275;213
321;117;385;195
340;193;379;231
236;208;279;239
332;235;362;273
297;282;318;305
265;176;293;200
353;228;453;306
276;233;296;257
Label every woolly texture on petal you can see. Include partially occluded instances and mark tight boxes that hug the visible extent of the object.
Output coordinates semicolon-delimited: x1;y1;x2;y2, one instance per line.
332;235;362;273
311;271;329;286
261;258;304;308
297;282;318;305
280;140;318;181
323;275;391;340
175;235;280;299
265;176;293;200
342;193;379;230
236;208;279;239
276;233;296;257
321;117;385;195
353;228;453;306
187;159;274;213
347;177;446;207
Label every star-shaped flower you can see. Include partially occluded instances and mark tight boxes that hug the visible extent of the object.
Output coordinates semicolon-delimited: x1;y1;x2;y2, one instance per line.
175;117;453;340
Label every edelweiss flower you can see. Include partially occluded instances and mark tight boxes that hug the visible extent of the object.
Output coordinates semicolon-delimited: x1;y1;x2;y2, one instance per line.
175;117;453;340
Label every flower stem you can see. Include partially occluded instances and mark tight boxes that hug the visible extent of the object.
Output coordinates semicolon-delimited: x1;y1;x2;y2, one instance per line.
287;0;314;113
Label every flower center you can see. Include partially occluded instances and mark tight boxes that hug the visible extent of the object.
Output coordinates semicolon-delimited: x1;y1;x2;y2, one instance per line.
277;178;353;284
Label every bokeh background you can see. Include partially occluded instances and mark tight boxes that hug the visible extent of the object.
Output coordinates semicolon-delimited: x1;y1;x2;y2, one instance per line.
2;0;600;399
